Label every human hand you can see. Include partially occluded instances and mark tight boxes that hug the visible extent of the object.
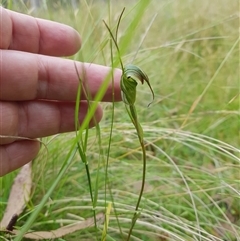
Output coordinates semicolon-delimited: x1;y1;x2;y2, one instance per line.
0;7;122;176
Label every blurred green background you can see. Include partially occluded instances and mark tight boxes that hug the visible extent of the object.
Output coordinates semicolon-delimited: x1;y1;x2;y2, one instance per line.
1;0;239;240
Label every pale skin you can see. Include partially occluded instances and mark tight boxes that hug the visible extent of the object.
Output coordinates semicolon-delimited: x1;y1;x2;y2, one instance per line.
0;7;122;176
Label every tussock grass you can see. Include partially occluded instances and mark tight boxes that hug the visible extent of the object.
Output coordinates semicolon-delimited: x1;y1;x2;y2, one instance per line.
0;0;239;240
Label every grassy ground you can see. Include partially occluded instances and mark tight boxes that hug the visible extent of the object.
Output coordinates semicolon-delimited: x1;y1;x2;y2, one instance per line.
1;0;239;240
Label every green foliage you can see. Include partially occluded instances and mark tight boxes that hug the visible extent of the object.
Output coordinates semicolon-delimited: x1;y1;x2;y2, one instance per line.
1;0;239;240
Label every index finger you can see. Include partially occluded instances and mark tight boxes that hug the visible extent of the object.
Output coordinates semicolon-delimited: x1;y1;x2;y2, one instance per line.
0;50;122;102
0;7;81;56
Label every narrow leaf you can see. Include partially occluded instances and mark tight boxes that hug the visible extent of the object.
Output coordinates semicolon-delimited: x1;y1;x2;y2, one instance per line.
0;163;32;230
14;213;104;240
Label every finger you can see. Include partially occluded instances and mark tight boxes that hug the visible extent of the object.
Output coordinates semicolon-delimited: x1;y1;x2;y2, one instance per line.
0;7;81;56
0;100;103;145
0;50;122;101
0;140;40;177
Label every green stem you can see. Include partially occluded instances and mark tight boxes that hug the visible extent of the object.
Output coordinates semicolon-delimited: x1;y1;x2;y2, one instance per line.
126;105;146;241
